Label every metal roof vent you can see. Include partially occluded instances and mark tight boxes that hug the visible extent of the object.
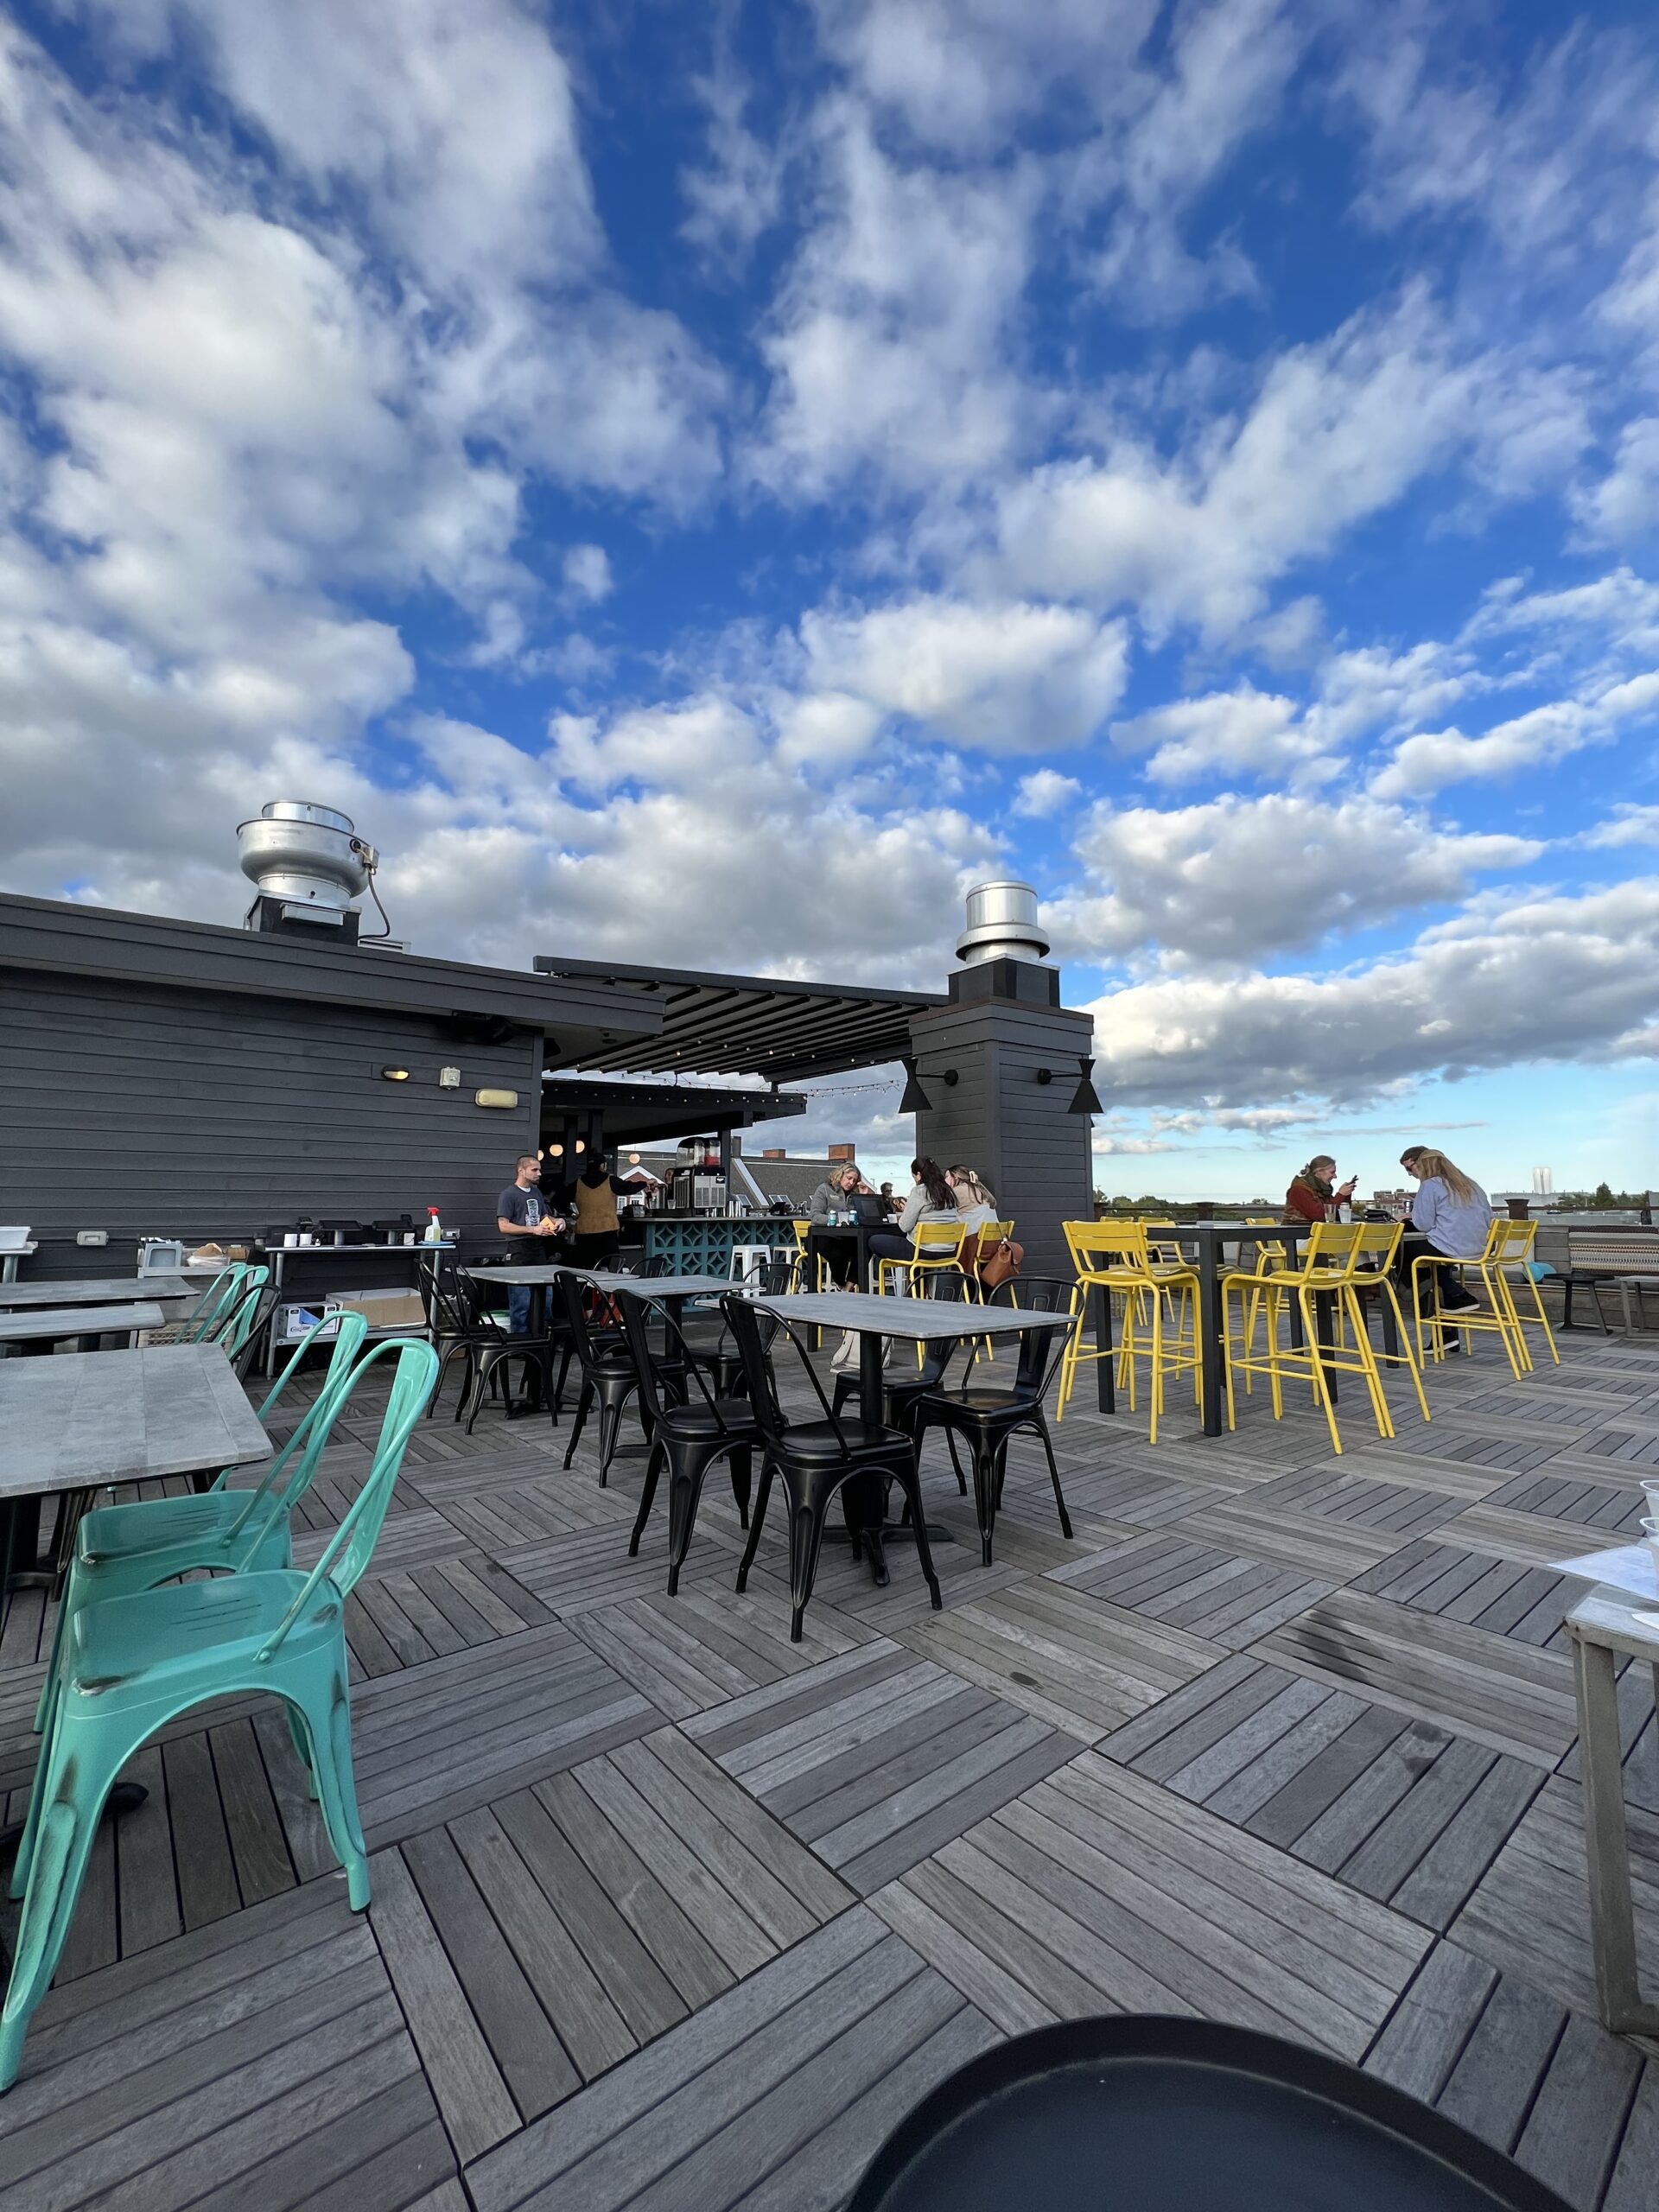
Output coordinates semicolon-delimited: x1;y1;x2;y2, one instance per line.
237;801;386;944
955;880;1051;966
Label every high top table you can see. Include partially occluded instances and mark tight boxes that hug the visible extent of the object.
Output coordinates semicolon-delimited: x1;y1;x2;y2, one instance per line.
1078;1222;1402;1438
755;1292;1075;1586
1566;1583;1659;2035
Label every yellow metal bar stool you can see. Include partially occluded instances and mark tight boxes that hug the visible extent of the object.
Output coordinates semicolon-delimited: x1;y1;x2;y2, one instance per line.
1058;1222;1198;1444
1413;1222;1529;1377
876;1221;972;1365
1484;1217;1560;1370
1224;1222;1427;1454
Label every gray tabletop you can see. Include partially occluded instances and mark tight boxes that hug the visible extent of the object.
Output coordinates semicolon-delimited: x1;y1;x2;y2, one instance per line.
0;1273;194;1309
466;1267;731;1296
756;1293;1074;1340
0;1302;165;1344
0;1343;270;1500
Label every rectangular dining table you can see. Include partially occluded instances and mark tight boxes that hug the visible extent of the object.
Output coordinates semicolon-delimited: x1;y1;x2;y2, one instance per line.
0;1273;194;1309
0;1302;165;1348
755;1291;1076;1585
462;1266;733;1411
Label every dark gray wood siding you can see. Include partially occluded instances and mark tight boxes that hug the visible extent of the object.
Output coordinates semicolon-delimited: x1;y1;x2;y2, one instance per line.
2;969;541;1280
910;997;1095;1278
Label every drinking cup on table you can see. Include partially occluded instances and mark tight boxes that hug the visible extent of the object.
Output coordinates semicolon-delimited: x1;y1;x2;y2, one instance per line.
1642;1480;1659;1526
1642;1516;1659;1583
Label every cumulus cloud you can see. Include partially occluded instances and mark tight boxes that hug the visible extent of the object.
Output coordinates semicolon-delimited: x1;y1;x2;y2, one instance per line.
797;595;1129;752
1585;805;1659;850
1084;880;1659;1108
752;99;1044;497
1048;792;1541;969
1014;768;1083;817
1109;684;1335;785
989;291;1497;639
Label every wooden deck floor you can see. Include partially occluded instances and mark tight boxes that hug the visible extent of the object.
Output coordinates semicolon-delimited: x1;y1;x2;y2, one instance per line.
4;1318;1659;2208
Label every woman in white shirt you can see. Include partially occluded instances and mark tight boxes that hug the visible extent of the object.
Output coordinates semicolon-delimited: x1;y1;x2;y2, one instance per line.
945;1166;1000;1236
867;1157;959;1270
1400;1146;1491;1310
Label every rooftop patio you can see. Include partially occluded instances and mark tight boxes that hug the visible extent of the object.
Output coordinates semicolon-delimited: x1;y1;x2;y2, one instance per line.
3;1318;1657;2209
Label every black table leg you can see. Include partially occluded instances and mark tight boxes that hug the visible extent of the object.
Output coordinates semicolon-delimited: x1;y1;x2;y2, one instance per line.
823;1327;956;1586
1379;1280;1400;1362
1092;1282;1115;1413
1199;1240;1225;1438
1313;1288;1339;1403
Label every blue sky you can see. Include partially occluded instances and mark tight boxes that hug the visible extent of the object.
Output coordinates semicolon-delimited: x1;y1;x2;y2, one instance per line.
0;1;1656;1195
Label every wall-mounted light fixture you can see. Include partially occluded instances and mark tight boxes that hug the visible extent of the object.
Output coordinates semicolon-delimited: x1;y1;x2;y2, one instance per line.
474;1087;518;1109
942;1069;959;1088
379;1065;410;1082
898;1056;931;1113
1035;1067;1053;1085
1068;1057;1103;1116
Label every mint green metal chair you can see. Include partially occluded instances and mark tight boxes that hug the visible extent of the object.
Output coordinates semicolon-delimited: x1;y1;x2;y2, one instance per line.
0;1337;438;2091
30;1313;369;1733
143;1261;248;1347
206;1265;271;1369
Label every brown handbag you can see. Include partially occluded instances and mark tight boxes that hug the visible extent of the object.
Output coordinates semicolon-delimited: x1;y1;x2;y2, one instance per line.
978;1236;1023;1290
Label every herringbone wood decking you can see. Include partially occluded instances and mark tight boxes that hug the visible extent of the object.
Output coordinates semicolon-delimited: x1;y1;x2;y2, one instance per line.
3;1314;1658;2209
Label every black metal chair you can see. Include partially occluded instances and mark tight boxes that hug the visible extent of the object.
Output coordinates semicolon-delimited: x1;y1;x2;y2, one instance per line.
721;1294;941;1642
683;1260;792;1397
830;1273;976;1469
557;1268;664;1484
617;1292;757;1592
907;1277;1076;1566
420;1262;558;1433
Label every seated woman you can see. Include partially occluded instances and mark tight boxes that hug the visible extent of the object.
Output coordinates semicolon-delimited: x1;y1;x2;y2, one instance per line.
806;1161;863;1284
1398;1146;1488;1310
1282;1154;1356;1226
945;1165;1000;1235
868;1157;960;1278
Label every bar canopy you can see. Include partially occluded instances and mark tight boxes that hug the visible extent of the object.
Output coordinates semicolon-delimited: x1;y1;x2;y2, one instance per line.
534;956;944;1085
539;1075;807;1149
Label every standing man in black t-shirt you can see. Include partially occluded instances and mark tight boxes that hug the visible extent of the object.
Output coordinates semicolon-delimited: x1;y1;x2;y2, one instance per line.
495;1154;566;1333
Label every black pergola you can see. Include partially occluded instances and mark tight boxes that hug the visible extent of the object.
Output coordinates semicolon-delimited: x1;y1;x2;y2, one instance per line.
533;956;944;1084
539;1076;807;1152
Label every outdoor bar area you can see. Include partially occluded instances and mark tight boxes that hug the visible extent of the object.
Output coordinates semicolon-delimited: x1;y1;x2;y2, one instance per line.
1;807;1657;2210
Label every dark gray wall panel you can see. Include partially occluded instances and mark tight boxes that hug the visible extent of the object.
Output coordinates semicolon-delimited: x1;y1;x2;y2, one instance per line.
1;970;541;1279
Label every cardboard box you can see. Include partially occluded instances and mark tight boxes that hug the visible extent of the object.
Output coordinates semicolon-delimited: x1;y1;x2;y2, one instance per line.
331;1290;428;1329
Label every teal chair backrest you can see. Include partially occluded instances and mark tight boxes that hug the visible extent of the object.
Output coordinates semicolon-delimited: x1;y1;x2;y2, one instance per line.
219;1312;370;1553
252;1310;365;1427
188;1263;248;1342
207;1268;271;1360
257;1338;439;1659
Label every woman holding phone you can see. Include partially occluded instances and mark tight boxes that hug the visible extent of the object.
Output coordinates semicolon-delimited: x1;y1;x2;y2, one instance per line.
1281;1155;1355;1225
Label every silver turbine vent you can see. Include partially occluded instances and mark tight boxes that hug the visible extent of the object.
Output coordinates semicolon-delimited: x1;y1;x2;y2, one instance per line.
954;880;1051;966
237;801;378;912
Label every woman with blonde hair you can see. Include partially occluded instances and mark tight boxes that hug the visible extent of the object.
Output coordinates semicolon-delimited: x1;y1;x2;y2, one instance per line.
1400;1145;1491;1310
945;1165;999;1233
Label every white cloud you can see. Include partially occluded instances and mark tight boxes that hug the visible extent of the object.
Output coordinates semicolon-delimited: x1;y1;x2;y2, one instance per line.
1014;768;1083;817
680;47;785;276
814;0;1158;152
1370;669;1659;800
1585;805;1659;850
752;100;1042;497
1083;879;1659;1109
990;291;1491;639
562;545;613;605
798;595;1129;752
1109;683;1335;786
1575;417;1659;545
1049;792;1541;969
